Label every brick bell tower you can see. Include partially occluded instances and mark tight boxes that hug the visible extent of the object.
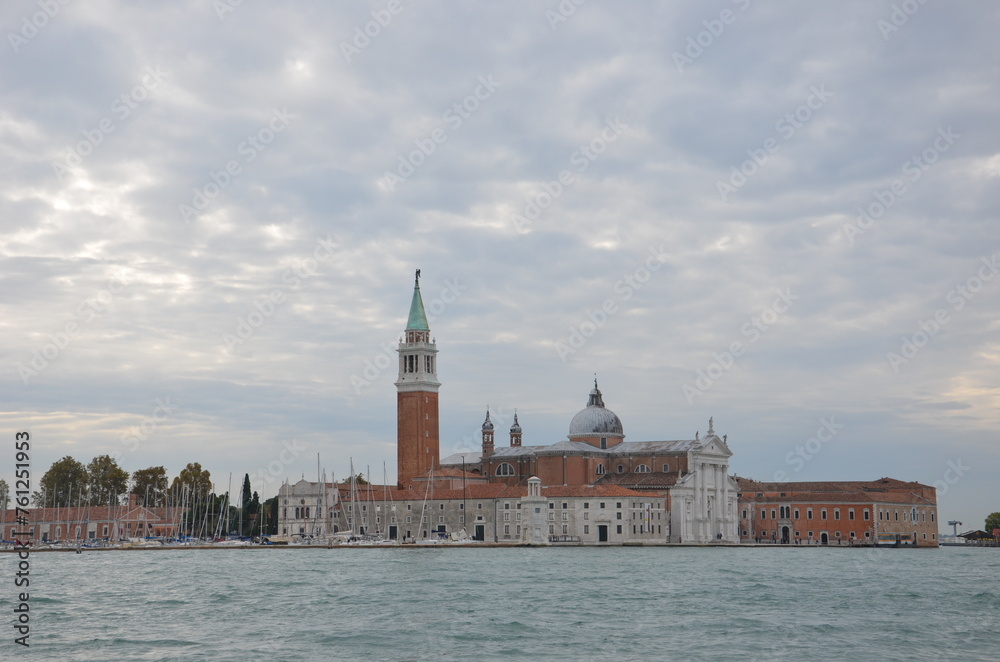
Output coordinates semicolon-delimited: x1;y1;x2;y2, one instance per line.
395;269;440;489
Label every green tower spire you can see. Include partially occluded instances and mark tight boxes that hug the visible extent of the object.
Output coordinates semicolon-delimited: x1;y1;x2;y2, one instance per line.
406;269;430;331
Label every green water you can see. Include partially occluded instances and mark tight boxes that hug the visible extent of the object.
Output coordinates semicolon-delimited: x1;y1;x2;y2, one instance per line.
6;546;997;660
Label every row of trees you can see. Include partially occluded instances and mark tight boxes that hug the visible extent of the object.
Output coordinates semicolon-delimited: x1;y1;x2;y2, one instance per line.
0;456;278;537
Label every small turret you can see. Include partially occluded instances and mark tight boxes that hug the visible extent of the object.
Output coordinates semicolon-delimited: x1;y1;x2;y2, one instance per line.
510;411;522;447
482;408;495;458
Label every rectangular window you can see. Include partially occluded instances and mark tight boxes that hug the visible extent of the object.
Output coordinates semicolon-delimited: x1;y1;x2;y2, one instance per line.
548;503;554;509
600;502;606;509
504;502;510;510
864;509;870;521
663;463;670;472
584;502;589;509
459;515;465;523
504;525;510;536
548;525;554;534
848;509;855;520
794;509;800;519
477;503;482;510
584;525;590;534
807;508;813;519
849;531;855;538
761;509;766;520
834;509;840;520
583;512;589;520
562;502;568;509
562;524;568;534
616;502;622;509
516;513;521;521
821;509;827;520
771;509;776;520
616;512;622;520
616;525;622;534
548;512;554;521
741;509;748;520
561;512;568;521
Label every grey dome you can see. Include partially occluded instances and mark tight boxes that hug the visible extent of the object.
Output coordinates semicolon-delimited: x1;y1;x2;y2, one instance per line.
568;381;623;437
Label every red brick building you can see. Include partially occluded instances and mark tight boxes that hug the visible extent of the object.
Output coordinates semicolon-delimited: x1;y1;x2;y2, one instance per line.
736;477;939;547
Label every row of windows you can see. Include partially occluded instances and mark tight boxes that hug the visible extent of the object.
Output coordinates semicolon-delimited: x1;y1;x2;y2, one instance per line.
746;506;934;525
497;462;672;477
748;507;872;522
401;354;435;374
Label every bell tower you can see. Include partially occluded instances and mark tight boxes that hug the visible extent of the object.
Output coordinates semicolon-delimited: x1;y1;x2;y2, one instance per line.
395;269;440;488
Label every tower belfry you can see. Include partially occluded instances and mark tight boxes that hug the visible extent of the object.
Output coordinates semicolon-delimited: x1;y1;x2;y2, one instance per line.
395;269;440;488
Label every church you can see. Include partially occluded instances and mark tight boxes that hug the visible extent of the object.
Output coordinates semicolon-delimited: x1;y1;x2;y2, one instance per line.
276;271;937;546
393;270;739;543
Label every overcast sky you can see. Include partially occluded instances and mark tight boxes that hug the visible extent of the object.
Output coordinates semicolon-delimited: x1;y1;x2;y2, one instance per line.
2;1;997;532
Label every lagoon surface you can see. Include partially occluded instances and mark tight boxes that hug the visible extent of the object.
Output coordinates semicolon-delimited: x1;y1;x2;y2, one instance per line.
8;546;998;661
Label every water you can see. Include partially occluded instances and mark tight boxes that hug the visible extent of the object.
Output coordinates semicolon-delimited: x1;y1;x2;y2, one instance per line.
9;546;998;660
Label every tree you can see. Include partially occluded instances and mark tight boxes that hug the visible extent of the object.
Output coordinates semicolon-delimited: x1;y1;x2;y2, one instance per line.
87;455;129;505
39;456;89;507
986;512;1000;534
354;473;369;485
0;479;8;511
131;467;169;506
261;496;278;536
170;463;213;503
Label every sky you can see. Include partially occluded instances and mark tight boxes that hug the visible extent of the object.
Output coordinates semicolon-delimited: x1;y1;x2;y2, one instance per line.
2;1;997;533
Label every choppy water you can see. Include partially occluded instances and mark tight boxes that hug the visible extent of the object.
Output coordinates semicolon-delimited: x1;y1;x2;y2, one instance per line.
5;546;998;661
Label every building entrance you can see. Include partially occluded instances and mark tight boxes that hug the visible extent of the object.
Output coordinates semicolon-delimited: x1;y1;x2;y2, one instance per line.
598;525;608;542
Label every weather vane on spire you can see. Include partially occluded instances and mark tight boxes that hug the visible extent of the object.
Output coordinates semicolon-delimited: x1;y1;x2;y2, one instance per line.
415;268;421;285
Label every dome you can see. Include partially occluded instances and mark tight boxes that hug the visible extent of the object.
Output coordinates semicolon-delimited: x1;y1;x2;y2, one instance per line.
568;381;623;437
481;409;494;431
510;412;522;434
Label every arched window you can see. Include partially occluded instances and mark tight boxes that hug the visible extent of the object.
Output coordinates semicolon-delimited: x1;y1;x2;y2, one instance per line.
634;464;651;473
496;463;515;477
596;464;606;475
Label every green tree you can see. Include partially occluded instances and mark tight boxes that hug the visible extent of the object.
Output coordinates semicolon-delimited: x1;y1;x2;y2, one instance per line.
87;455;129;505
0;479;9;510
985;512;1000;534
261;496;278;536
39;456;89;507
170;463;213;503
354;473;369;485
131;467;169;506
